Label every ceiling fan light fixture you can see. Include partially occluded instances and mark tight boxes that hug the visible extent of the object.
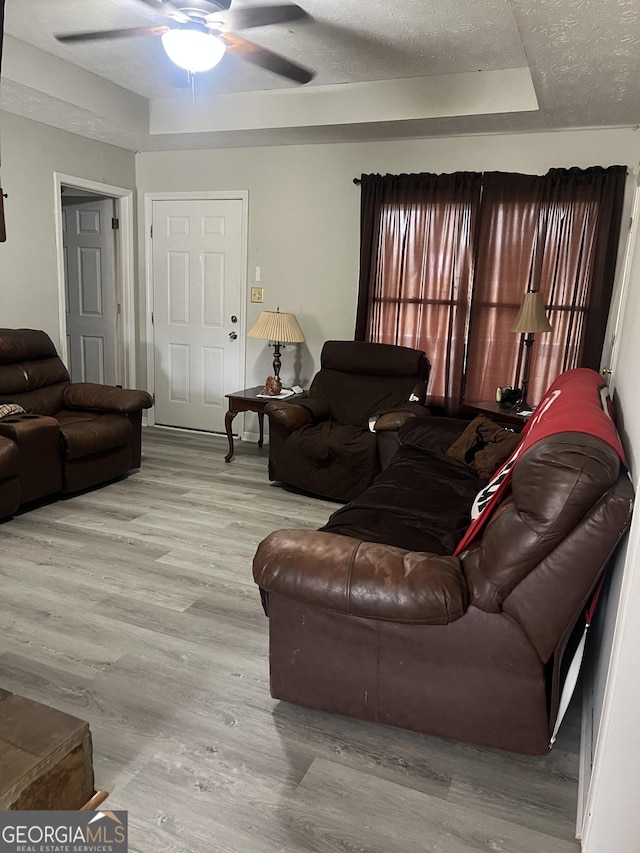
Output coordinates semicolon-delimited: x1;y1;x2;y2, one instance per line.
161;27;226;73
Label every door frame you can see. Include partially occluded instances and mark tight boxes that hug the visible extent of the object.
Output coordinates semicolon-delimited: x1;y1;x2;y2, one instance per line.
144;191;249;430
53;172;136;388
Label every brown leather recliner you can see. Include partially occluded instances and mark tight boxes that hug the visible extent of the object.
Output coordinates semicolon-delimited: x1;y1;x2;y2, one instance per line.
0;437;20;518
266;340;431;502
254;414;634;754
0;328;153;514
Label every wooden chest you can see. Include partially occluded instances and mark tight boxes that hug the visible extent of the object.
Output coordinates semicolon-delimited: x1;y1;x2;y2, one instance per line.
0;689;95;810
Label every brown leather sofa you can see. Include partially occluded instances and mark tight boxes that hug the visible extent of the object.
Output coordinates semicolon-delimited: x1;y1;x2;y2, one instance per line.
0;328;153;517
254;385;634;754
265;340;431;501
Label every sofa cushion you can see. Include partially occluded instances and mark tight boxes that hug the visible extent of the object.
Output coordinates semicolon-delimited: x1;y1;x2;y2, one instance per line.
0;365;32;396
55;411;132;460
5;383;67;416
282;422;379;501
62;445;132;493
322;444;484;555
307;342;430;428
320;340;430;378
446;415;521;478
0;328;59;364
311;370;426;427
399;416;470;454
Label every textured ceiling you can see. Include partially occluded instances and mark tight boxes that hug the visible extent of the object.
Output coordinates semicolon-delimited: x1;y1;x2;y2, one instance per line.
1;0;640;151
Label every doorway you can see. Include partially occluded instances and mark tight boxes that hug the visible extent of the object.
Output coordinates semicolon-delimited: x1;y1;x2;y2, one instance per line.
54;173;136;389
62;192;117;384
146;192;248;434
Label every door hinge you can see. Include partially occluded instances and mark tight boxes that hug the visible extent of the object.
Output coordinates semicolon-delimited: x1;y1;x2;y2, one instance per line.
150;224;153;239
112;217;119;230
117;303;122;316
151;311;154;325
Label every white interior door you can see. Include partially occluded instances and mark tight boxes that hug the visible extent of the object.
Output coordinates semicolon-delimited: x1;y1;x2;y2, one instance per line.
63;197;117;384
152;198;244;432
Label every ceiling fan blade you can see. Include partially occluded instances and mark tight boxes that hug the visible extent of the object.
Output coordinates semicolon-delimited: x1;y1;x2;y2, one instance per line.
131;0;190;22
211;4;310;31
220;32;314;84
130;0;165;9
56;25;168;43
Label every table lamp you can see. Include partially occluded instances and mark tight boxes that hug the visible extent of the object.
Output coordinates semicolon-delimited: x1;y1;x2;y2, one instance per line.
510;290;552;413
247;308;305;388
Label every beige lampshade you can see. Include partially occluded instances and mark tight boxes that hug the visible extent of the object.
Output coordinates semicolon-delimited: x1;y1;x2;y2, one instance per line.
247;310;305;343
510;291;553;334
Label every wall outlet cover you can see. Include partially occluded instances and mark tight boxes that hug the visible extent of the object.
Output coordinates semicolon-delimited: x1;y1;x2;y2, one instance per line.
251;287;264;303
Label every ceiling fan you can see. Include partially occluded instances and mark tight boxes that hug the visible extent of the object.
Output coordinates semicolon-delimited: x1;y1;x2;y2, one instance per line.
55;0;314;84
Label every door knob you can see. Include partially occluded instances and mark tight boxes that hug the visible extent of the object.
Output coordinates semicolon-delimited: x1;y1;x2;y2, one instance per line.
229;331;238;340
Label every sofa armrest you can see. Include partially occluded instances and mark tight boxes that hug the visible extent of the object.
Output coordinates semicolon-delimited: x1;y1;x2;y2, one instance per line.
265;400;312;430
373;402;431;432
253;529;467;624
62;383;153;414
266;395;330;430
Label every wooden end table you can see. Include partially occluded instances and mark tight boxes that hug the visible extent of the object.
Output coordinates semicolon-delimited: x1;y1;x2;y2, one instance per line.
224;387;304;462
462;400;529;430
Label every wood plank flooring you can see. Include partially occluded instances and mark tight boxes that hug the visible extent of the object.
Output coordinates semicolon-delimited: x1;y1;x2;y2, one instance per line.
0;428;581;852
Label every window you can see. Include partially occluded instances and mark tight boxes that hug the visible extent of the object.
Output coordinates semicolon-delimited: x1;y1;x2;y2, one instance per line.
356;167;626;413
356;172;481;414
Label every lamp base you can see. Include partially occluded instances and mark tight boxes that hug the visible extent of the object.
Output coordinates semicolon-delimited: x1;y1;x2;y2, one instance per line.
514;341;535;414
271;342;282;383
514;378;534;415
514;399;534;415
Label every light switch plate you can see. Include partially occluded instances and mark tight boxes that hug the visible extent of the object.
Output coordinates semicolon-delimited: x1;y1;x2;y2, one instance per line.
251;287;264;303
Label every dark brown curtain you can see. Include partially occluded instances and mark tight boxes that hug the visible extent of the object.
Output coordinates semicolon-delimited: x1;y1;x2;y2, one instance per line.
0;0;5;73
465;166;626;405
356;166;626;413
0;0;5;243
464;173;541;400
355;172;482;413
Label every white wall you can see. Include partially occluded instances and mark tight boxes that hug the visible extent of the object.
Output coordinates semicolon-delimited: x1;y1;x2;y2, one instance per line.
136;127;640;391
0;111;136;350
581;178;640;852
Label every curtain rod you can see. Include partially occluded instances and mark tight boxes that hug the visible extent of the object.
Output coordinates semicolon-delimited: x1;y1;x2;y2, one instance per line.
353;168;627;186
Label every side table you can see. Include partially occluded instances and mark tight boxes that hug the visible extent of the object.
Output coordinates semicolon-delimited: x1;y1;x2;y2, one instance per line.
462;400;529;430
224;387;304;463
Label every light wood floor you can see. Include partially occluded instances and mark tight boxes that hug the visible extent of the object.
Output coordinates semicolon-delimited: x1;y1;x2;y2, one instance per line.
0;428;581;852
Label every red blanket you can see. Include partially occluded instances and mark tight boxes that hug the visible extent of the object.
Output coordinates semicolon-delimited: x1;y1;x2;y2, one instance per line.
454;368;626;557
